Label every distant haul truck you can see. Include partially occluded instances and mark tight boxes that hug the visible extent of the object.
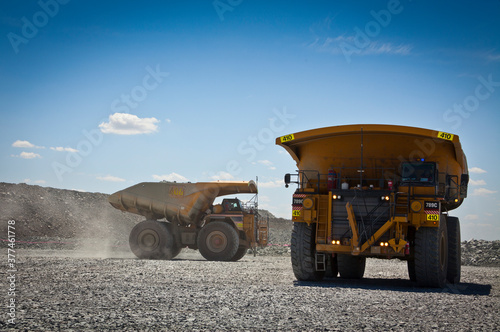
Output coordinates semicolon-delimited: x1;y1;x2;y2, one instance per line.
108;180;268;261
276;124;468;287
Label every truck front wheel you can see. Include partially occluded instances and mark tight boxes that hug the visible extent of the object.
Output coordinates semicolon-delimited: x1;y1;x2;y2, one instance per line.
129;220;177;260
197;222;239;261
414;218;448;287
291;222;325;281
446;216;461;284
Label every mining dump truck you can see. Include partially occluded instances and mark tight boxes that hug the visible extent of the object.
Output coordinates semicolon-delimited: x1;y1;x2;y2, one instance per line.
276;124;468;287
108;180;268;261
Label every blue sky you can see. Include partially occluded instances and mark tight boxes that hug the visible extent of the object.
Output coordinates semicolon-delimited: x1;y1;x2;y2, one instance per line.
1;1;499;240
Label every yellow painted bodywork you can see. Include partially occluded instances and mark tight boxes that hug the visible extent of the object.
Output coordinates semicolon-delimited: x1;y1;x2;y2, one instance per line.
277;124;468;257
109;181;257;226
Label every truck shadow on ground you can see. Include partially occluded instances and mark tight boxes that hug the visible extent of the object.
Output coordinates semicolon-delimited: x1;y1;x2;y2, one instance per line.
294;278;492;296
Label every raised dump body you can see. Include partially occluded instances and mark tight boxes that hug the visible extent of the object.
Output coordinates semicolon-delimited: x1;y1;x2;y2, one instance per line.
277;124;468;287
108;180;267;261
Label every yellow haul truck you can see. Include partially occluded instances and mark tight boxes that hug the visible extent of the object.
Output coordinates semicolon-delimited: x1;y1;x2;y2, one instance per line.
276;124;468;287
108;180;267;261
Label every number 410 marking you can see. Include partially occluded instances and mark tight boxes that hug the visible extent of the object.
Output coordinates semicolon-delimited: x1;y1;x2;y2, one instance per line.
438;131;454;141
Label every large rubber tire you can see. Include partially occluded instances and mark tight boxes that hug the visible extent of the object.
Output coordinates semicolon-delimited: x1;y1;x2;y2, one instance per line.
414;218;448;288
291;222;325;281
170;246;182;259
230;246;248;261
129;220;176;260
337;254;366;279
197;222;239;261
447;216;461;284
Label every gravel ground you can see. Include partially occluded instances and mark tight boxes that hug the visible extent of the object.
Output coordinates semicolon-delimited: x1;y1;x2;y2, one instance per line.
2;249;499;331
1;182;499;330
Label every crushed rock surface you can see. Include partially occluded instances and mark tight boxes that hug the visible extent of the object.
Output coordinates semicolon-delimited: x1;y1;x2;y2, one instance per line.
2;250;499;331
1;182;500;330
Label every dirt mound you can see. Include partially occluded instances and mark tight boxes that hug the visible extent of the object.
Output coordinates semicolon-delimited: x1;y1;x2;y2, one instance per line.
462;239;500;267
0;182;140;241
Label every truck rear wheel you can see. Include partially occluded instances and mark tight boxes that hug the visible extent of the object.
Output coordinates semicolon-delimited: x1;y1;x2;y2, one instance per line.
407;259;416;282
197;222;239;261
447;216;461;284
291;222;325;281
170;246;182;259
325;254;339;278
414;218;448;287
129;220;177;260
337;254;366;279
230;246;248;261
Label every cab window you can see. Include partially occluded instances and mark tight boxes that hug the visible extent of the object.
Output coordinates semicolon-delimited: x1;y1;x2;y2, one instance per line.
401;162;436;184
223;200;242;212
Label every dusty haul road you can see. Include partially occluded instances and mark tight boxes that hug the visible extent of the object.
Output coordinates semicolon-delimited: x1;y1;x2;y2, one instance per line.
2;249;499;331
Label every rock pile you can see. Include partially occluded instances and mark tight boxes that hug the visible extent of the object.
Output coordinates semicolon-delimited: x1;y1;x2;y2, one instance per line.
462;239;500;267
0;182;140;240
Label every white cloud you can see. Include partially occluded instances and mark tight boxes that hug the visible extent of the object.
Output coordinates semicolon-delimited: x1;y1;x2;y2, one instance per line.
165;118;172;123
469;179;486;186
469;167;487;174
464;214;479;221
258;160;273;166
99;113;159;135
210;171;234;181
153;173;188;182
364;42;413;56
23;179;47;184
97;175;126;182
12;152;42;159
12;140;44;149
310;35;412;57
471;188;498;196
259;180;283;188
257;160;277;170
51;147;78;153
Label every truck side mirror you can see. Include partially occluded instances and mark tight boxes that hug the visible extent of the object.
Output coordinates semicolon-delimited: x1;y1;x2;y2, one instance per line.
284;174;291;188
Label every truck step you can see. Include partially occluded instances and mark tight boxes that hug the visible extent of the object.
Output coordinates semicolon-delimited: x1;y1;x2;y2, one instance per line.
315;253;326;271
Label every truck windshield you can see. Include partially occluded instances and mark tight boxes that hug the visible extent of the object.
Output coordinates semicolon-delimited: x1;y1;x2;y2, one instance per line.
223;200;242;212
401;162;436;184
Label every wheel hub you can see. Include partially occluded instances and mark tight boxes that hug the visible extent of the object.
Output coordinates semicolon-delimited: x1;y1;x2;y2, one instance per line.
138;229;160;252
206;231;227;253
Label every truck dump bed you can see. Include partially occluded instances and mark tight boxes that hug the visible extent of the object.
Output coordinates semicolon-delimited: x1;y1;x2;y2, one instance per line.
277;124;468;209
109;181;257;225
